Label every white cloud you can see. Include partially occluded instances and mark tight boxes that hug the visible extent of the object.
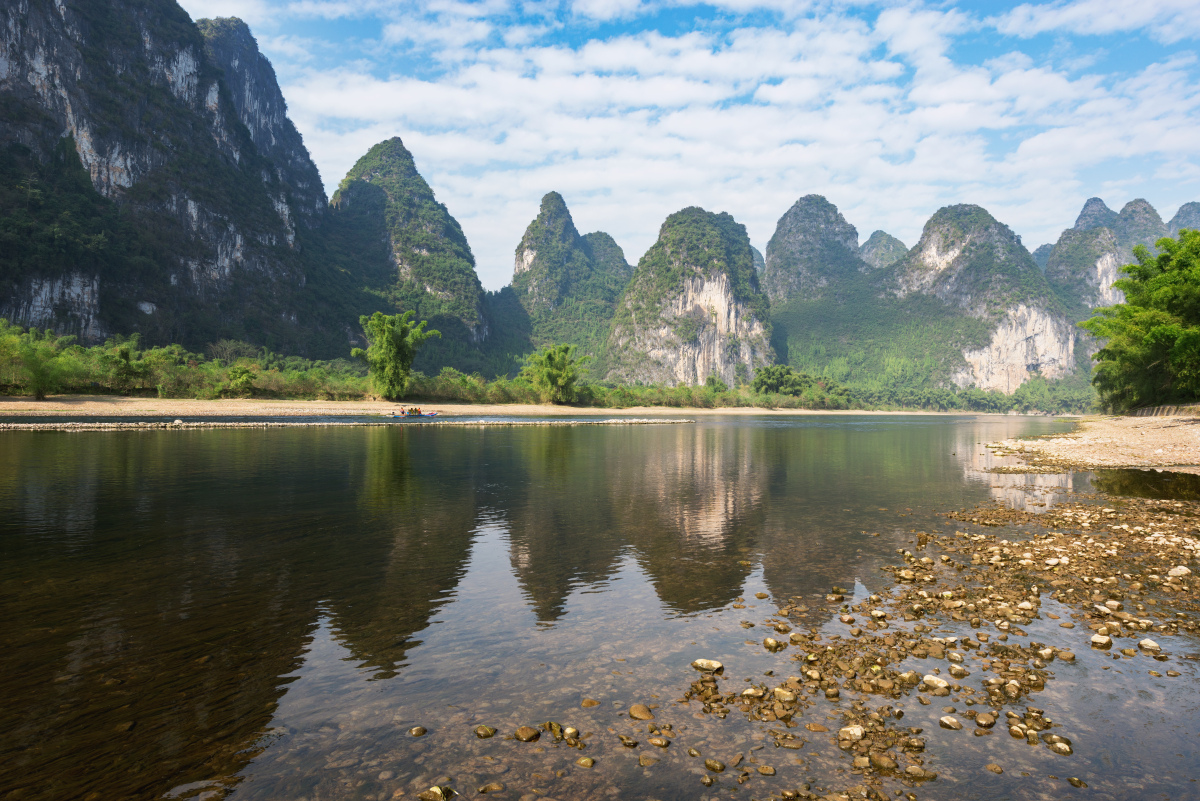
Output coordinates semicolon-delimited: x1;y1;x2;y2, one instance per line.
994;0;1200;43
246;1;1200;289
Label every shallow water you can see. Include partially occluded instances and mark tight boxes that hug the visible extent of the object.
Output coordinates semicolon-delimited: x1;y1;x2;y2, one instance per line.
1;415;1196;801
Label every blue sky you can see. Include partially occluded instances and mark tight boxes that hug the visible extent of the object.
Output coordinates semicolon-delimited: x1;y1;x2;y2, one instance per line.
177;0;1200;290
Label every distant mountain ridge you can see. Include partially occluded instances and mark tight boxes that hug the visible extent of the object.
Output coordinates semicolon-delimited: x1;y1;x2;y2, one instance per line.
2;0;1198;396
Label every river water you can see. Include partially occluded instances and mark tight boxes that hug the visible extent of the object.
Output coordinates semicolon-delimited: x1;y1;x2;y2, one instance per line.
2;415;1196;801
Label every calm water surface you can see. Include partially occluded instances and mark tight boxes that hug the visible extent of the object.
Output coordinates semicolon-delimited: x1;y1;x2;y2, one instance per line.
2;416;1198;801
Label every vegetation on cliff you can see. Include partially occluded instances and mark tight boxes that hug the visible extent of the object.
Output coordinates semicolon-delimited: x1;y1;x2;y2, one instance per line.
333;138;483;329
511;193;632;366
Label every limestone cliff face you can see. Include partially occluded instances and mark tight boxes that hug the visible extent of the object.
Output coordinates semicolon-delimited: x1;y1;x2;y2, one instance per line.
0;0;334;351
606;207;772;386
197;17;326;230
762;195;861;302
893;205;1047;317
1045;227;1123;309
892;205;1076;392
0;273;105;342
950;304;1077;393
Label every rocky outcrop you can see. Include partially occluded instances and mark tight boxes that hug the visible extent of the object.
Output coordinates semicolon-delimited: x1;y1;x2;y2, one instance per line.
0;272;105;341
950;304;1077;393
1169;202;1200;236
1045;227;1123;310
762;195;862;302
890;204;1077;391
859;230;907;269
1072;197;1168;265
0;0;342;352
513;191;595;313
197;17;326;229
892;205;1049;318
606;207;772;386
332;137;487;341
1074;197;1120;231
510;192;632;359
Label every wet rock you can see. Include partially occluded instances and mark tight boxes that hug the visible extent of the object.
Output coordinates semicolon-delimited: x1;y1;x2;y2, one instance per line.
474;725;497;739
755;592;769;599
805;723;829;732
1167;566;1191;577
773;688;797;702
975;713;996;729
575;757;594;768
939;716;963;730
581;698;600;708
691;659;724;674
563;726;579;740
758;764;777;775
923;675;949;691
825;688;840;699
638;753;659;767
1059;651;1076;662
704;759;726;773
1138;638;1161;652
515;726;541;742
648;737;670;748
1091;634;1112;649
417;787;452;801
763;637;786;652
1068;777;1088;788
410;726;428;737
477;782;505;794
628;704;655;721
1050;741;1073;755
985;763;1003;774
618;735;638;748
869;753;897;771
838;725;865;742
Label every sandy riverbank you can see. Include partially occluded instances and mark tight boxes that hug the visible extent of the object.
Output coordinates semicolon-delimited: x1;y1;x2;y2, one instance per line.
0;395;1034;419
992;414;1200;472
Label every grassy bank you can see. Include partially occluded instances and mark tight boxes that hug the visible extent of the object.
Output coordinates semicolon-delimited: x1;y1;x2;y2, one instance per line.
0;320;1095;413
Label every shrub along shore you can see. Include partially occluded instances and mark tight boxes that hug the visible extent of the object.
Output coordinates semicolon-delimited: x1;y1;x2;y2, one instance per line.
0;320;1094;414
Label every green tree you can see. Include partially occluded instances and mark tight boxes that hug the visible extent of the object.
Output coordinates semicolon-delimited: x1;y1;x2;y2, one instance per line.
520;343;589;403
352;311;441;400
226;364;256;396
752;364;814;396
17;329;73;400
1081;229;1200;411
705;372;728;392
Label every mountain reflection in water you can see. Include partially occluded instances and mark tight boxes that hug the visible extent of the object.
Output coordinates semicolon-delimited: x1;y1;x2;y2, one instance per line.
0;416;1072;800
